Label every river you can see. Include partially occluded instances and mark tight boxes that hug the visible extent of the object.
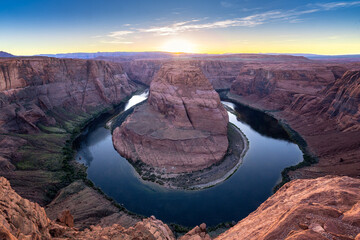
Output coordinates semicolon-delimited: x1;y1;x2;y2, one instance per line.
75;91;302;227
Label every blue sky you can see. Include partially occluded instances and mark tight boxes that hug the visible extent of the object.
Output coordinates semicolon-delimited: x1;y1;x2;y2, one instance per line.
1;0;359;54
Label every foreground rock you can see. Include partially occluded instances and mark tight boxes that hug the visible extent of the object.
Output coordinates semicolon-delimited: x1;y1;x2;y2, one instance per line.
45;180;140;229
0;176;175;240
2;174;360;240
0;177;52;239
113;61;229;173
216;176;360;240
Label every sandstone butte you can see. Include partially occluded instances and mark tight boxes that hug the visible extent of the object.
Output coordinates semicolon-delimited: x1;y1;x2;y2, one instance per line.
113;61;229;174
1;175;360;239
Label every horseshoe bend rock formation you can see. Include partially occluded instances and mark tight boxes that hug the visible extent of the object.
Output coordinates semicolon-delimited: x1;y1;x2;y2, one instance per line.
113;61;229;173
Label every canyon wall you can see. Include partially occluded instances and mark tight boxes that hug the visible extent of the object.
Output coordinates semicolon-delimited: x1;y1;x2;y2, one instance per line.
0;57;138;208
0;57;136;134
325;71;360;132
229;61;360;179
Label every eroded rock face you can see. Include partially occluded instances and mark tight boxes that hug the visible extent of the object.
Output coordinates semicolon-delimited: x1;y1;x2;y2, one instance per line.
0;177;52;239
0;57;138;205
113;61;229;173
228;63;360;180
45;180;140;229
0;57;137;134
0;176;175;240
325;71;360;131
216;176;360;240
121;59;163;86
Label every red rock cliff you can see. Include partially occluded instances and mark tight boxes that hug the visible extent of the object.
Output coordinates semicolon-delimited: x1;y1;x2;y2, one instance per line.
216;176;360;240
0;57;137;133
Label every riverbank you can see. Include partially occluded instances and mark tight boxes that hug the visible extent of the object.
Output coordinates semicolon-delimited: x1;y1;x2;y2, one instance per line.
134;123;248;190
5;87;149;229
217;90;318;191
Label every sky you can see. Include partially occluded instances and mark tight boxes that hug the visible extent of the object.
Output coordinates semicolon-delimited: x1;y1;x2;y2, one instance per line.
0;0;360;55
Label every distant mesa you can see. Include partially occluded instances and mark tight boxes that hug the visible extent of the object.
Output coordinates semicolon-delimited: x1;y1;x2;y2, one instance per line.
0;51;15;58
112;61;229;174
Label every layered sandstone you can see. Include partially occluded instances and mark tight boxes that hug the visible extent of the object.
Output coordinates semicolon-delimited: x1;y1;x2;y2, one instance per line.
229;63;360;179
325;71;360;131
45;180;140;229
0;57;137;207
0;176;175;240
113;61;229;173
120;59;163;86
216;176;360;240
0;57;136;134
0;177;52;239
2;174;360;240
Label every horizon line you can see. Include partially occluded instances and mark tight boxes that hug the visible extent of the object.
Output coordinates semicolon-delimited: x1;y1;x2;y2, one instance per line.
4;50;360;57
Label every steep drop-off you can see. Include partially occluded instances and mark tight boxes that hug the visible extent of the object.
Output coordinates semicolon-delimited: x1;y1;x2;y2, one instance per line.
0;176;176;240
325;71;360;132
217;176;360;240
229;62;360;180
113;61;229;174
0;57;138;219
1;175;359;240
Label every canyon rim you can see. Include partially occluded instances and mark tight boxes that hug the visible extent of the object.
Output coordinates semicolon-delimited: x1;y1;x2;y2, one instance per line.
1;0;360;239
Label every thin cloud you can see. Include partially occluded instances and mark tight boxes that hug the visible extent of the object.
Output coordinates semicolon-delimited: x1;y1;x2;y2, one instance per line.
140;10;304;35
315;1;360;10
103;1;360;39
107;31;133;39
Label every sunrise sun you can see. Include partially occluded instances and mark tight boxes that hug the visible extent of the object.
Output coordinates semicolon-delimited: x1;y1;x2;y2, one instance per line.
160;39;197;53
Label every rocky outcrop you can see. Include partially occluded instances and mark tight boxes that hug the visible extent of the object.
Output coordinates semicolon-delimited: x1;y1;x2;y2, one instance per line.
216;176;360;240
70;216;175;240
45;180;140;229
0;176;175;240
113;61;229;173
180;223;211;240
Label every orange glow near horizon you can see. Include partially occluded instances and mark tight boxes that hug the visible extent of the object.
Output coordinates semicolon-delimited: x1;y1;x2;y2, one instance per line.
2;34;360;56
159;39;197;53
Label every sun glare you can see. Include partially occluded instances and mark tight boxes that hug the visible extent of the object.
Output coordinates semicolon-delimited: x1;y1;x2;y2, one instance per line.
160;39;197;53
